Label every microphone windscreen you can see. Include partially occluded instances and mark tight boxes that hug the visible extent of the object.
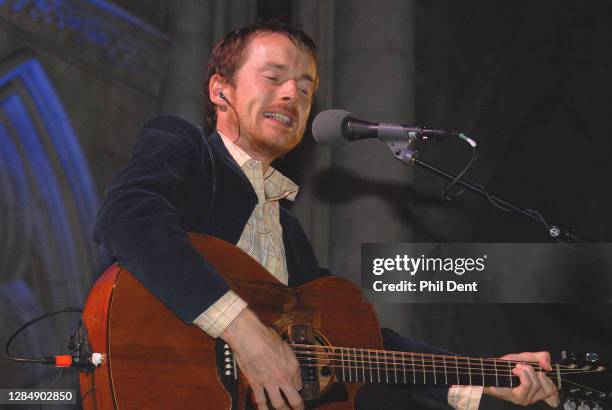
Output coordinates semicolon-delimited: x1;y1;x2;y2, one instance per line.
312;109;353;148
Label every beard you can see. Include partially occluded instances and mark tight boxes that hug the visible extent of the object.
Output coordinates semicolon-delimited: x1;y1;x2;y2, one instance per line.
232;111;306;161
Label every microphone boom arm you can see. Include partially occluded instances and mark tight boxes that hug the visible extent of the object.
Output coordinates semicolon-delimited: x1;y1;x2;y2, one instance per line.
384;139;582;242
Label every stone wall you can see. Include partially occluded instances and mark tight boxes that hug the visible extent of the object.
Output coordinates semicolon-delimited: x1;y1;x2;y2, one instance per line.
0;0;169;389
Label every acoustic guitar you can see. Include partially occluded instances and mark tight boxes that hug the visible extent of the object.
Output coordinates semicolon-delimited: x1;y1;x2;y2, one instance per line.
79;234;609;409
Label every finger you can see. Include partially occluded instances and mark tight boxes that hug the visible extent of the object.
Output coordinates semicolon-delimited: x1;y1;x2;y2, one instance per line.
292;369;303;392
512;364;534;403
265;385;289;410
499;353;518;361
539;352;552;371
537;373;560;407
283;347;302;391
522;365;542;403
544;392;560;407
252;385;269;410
290;362;302;391
281;384;304;410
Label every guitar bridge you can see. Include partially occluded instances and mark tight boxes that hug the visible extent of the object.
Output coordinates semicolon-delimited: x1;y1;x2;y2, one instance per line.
215;339;238;406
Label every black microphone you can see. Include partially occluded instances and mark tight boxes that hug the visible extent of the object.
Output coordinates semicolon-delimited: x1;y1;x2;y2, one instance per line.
312;109;462;148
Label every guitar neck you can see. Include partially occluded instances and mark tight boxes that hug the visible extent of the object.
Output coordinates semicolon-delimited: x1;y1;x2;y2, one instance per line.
293;345;537;388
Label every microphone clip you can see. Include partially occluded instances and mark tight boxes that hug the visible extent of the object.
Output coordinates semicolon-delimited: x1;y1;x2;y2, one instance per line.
376;124;419;165
385;139;419;165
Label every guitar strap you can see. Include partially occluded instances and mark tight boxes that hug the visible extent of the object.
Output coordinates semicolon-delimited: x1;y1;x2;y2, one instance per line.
197;126;217;232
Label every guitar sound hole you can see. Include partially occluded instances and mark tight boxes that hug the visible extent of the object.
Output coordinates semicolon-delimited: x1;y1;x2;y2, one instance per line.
280;328;336;397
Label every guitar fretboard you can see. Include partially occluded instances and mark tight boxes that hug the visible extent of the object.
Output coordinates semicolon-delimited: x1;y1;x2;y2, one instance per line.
292;345;535;388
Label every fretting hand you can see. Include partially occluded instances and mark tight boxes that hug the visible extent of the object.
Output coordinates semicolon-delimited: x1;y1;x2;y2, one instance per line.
484;352;560;407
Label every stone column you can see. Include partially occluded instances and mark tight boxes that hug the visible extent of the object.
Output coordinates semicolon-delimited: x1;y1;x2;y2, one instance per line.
159;0;213;125
293;1;336;267
159;0;256;127
328;0;417;333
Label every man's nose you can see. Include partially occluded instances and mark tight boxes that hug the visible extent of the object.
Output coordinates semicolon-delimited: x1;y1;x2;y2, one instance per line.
280;79;298;101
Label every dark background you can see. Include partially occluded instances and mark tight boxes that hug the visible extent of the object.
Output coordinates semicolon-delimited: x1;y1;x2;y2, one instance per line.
0;1;610;409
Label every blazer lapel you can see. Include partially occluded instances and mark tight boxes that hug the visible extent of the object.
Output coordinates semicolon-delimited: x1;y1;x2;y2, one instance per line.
203;132;258;244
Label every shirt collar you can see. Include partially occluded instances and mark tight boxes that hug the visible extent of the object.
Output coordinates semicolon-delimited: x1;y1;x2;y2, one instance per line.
218;130;299;202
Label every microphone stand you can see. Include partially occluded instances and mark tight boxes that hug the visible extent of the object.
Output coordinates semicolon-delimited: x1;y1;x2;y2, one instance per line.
389;143;584;243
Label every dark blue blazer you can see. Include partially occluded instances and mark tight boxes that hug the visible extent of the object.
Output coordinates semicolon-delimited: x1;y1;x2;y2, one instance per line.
92;114;330;323
92;115;451;403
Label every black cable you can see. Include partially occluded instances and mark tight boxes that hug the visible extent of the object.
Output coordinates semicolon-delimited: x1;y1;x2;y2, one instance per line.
441;138;478;201
47;367;65;389
80;386;94;402
221;94;242;144
473;183;513;213
5;307;82;364
38;368;67;410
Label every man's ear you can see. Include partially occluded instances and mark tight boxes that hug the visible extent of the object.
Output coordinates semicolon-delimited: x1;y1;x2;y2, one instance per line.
209;74;228;107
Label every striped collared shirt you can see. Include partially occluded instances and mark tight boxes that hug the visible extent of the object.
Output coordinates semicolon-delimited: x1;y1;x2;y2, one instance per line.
193;131;298;337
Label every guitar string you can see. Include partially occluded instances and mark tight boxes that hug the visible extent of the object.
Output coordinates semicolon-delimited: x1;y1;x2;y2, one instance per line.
292;356;590;375
290;347;575;371
290;343;566;365
289;343;566;368
292;361;599;376
300;360;601;377
293;350;545;369
296;353;572;372
288;365;605;386
290;345;586;372
291;351;593;374
287;363;606;395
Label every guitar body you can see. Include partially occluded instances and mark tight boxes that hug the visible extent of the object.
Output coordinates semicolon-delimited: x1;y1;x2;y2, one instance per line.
80;234;383;409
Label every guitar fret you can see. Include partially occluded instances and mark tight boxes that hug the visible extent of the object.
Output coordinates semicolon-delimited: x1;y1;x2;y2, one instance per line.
455;356;459;384
385;350;389;383
494;359;499;386
508;361;513;388
361;348;365;382
432;354;437;384
393;352;398;384
355;348;359;382
349;348;358;381
368;349;373;382
468;357;472;385
421;353;426;384
356;348;360;382
480;358;484;386
412;353;416;384
350;348;354;382
348;348;353;382
376;350;381;383
403;352;407;384
340;347;345;382
443;355;448;385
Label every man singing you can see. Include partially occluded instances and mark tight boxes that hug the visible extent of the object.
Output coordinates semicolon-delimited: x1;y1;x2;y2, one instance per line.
93;21;559;409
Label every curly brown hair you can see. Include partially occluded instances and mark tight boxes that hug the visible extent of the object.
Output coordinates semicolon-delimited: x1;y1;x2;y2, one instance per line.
204;20;318;127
